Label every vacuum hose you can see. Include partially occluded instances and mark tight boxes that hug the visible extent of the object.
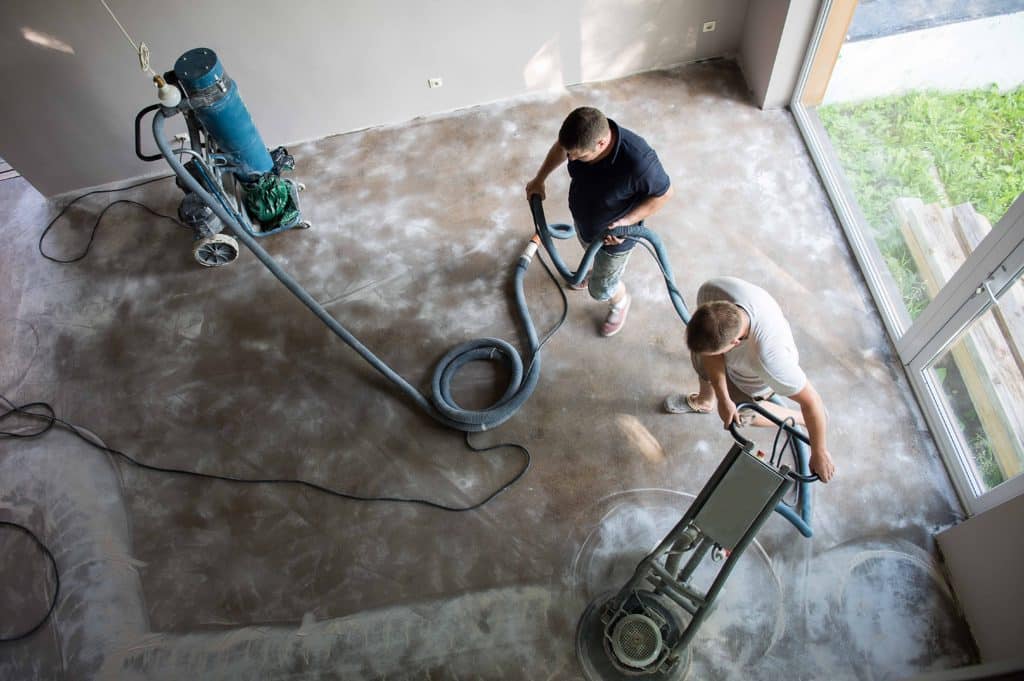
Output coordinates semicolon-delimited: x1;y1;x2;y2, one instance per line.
154;110;539;432
528;195;691;325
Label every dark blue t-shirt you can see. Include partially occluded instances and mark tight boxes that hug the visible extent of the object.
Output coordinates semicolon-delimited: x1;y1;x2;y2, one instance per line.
567;120;671;254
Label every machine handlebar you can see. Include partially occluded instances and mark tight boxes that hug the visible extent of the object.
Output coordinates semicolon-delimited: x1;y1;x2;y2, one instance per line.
135;104;164;162
728;402;819;483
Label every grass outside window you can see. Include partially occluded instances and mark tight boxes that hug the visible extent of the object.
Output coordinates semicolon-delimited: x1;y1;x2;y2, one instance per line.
820;86;1024;318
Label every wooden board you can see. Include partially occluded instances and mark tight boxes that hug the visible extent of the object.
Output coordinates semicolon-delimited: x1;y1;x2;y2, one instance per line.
801;0;859;106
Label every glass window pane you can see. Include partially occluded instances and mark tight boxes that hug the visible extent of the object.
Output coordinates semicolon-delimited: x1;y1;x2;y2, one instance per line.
814;6;1024;323
926;274;1024;492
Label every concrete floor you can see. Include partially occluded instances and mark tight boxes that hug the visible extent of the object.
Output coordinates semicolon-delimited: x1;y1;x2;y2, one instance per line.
0;60;977;680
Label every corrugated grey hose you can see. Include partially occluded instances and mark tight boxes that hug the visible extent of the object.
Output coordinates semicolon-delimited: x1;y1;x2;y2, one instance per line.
154;110;541;432
528;195;691;325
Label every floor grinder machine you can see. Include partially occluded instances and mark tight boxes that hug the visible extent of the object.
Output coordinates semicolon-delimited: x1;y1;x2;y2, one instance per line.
575;402;820;680
135;47;310;267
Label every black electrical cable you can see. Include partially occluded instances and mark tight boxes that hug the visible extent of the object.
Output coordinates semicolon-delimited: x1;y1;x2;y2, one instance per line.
769;415;802;506
0;521;59;643
0;248;569;639
0;392;536;513
0;245;567;631
0;393;530;641
38;171;190;264
769;415;797;467
14;171;573;641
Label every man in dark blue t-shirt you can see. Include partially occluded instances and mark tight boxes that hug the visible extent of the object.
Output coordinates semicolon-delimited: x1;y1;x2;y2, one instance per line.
526;107;673;336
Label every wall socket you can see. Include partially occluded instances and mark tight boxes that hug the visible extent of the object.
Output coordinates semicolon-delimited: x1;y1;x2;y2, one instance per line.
702;20;716;32
427;77;443;89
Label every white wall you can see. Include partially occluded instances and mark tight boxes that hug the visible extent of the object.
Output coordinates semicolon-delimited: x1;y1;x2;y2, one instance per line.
0;0;753;196
739;0;820;108
937;493;1024;662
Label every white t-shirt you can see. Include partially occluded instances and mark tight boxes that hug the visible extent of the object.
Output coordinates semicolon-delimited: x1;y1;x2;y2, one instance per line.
695;277;807;398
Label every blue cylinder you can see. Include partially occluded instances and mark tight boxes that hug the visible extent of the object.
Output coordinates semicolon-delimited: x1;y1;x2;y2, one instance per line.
174;48;273;178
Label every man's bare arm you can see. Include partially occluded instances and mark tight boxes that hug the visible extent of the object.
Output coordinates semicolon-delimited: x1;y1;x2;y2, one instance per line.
788;381;835;482
609;185;674;228
525;141;566;200
703;353;738;428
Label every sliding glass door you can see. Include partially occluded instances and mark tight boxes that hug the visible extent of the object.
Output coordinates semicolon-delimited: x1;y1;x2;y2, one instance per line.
791;0;1024;513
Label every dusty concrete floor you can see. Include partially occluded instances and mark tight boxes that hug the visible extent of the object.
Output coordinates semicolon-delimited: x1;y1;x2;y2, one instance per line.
0;60;976;680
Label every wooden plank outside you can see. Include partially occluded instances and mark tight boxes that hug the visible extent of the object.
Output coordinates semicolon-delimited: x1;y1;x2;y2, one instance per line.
894;198;1024;479
952;203;1024;375
801;0;860;106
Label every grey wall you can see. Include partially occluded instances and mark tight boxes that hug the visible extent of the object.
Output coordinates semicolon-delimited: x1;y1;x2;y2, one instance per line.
0;0;755;196
739;0;821;108
937;493;1024;662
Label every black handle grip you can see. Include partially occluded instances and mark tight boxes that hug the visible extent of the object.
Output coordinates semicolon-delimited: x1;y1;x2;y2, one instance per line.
135;104;163;162
528;193;546;229
728;402;819;482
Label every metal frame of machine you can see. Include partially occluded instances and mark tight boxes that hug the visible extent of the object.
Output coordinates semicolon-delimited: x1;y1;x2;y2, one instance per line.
576;403;820;680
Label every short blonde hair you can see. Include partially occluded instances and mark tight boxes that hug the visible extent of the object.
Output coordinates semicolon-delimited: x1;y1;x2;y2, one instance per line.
686;301;743;353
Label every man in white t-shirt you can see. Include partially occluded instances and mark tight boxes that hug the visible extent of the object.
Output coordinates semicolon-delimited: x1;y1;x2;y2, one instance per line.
665;277;836;482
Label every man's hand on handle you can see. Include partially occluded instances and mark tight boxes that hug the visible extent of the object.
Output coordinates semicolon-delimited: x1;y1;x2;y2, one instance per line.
525;178;546;201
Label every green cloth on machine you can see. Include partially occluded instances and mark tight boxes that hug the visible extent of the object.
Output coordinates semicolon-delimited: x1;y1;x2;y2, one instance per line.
243;173;299;230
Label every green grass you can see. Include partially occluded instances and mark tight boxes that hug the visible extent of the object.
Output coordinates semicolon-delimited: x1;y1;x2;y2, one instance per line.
819;86;1024;318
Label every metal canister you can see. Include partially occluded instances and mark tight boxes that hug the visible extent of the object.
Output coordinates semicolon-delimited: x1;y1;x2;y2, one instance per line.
173;47;273;177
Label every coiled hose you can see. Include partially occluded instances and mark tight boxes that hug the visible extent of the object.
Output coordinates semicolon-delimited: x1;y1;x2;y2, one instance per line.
155;109;540;432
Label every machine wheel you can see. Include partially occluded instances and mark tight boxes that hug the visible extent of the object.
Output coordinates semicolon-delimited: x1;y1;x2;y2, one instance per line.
296;220;312;230
296;182;306;192
193;233;239;267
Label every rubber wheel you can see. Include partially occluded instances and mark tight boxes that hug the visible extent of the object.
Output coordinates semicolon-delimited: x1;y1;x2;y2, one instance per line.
193;233;239;267
296;220;312;230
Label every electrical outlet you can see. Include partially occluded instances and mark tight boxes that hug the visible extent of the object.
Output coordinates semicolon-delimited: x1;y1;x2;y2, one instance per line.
427;77;443;89
173;133;189;144
702;20;716;32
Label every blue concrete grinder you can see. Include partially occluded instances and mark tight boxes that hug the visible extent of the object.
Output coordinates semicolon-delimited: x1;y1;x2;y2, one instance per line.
135;47;310;267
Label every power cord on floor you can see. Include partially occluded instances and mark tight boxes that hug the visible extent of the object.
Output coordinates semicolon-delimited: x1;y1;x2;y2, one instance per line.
0;394;533;512
2;236;570;643
0;252;570;511
38;171;189;264
0;391;531;643
0;521;59;642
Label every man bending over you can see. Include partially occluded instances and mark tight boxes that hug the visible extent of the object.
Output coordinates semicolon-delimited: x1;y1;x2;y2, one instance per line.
665;276;836;482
